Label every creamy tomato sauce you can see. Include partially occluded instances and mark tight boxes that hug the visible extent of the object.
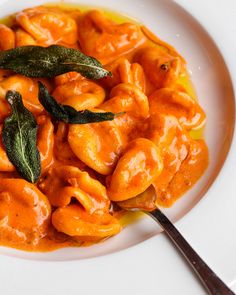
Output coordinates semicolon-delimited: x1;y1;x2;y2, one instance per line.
0;5;208;251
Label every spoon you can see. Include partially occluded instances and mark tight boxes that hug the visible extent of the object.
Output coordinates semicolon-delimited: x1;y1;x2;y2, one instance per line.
147;208;235;295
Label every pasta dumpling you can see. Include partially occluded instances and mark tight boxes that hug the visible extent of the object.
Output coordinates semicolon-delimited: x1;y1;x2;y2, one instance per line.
16;6;78;47
107;138;163;201
0;179;51;246
78;10;146;64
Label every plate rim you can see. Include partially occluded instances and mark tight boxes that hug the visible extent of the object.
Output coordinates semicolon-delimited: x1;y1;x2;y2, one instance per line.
0;0;235;294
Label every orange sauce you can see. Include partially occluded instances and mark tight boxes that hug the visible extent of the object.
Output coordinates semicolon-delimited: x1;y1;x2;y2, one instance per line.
0;4;208;252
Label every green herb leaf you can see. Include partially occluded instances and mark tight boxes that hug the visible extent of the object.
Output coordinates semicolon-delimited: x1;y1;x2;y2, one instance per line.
0;45;111;79
2;90;41;183
38;82;117;124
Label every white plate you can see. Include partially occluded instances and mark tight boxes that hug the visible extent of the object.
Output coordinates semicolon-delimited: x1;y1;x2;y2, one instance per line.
0;0;235;294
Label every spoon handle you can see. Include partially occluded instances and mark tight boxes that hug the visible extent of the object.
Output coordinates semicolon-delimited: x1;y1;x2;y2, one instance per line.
148;208;235;295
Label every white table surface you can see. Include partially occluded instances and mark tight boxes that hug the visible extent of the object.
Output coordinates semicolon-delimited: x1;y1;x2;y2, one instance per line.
176;0;236;292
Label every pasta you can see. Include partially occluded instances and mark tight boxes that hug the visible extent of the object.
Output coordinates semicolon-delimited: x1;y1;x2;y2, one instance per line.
0;5;208;251
52;77;106;110
15;6;78;47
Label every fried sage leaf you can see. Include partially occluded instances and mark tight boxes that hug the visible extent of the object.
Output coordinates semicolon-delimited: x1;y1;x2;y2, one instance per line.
0;45;111;79
2;90;41;183
38;82;116;124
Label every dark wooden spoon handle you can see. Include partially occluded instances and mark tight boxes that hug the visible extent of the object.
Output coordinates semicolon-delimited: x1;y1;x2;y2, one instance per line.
148;208;235;295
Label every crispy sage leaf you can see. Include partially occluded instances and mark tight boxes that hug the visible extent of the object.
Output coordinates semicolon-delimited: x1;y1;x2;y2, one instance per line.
0;45;111;79
38;82;117;124
2;90;41;183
